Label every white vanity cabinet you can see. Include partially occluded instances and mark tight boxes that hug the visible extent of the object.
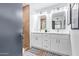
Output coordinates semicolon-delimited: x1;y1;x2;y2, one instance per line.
42;34;51;51
50;34;72;55
31;33;43;49
59;35;71;55
31;33;72;55
50;34;59;52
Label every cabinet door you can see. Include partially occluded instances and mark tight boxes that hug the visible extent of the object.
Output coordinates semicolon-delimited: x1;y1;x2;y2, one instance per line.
58;35;72;55
50;34;59;52
42;34;51;51
31;33;42;48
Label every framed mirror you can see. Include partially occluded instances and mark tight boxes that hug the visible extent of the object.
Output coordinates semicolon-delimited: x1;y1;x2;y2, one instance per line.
71;3;79;29
40;15;46;32
52;11;66;30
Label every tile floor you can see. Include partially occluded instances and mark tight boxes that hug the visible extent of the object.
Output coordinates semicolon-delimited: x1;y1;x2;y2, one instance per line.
23;47;62;56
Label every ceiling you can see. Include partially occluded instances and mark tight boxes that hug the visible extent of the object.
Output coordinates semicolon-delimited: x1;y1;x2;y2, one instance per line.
30;3;56;11
29;3;68;14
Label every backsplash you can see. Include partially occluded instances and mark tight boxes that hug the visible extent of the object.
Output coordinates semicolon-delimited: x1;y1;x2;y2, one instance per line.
31;4;71;34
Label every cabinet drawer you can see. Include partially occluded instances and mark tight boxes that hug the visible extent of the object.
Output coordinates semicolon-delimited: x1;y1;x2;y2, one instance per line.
57;34;70;40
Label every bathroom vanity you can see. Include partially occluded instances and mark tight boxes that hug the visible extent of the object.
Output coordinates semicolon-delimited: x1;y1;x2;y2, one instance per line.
31;32;72;56
30;4;72;56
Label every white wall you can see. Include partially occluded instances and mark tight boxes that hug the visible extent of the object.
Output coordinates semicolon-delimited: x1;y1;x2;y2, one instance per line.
30;3;70;33
71;30;79;56
30;3;55;33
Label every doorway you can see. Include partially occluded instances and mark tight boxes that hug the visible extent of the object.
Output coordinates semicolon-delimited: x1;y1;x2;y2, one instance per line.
23;4;30;50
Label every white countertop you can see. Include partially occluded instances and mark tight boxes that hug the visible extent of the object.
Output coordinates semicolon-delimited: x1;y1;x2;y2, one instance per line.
31;31;70;34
